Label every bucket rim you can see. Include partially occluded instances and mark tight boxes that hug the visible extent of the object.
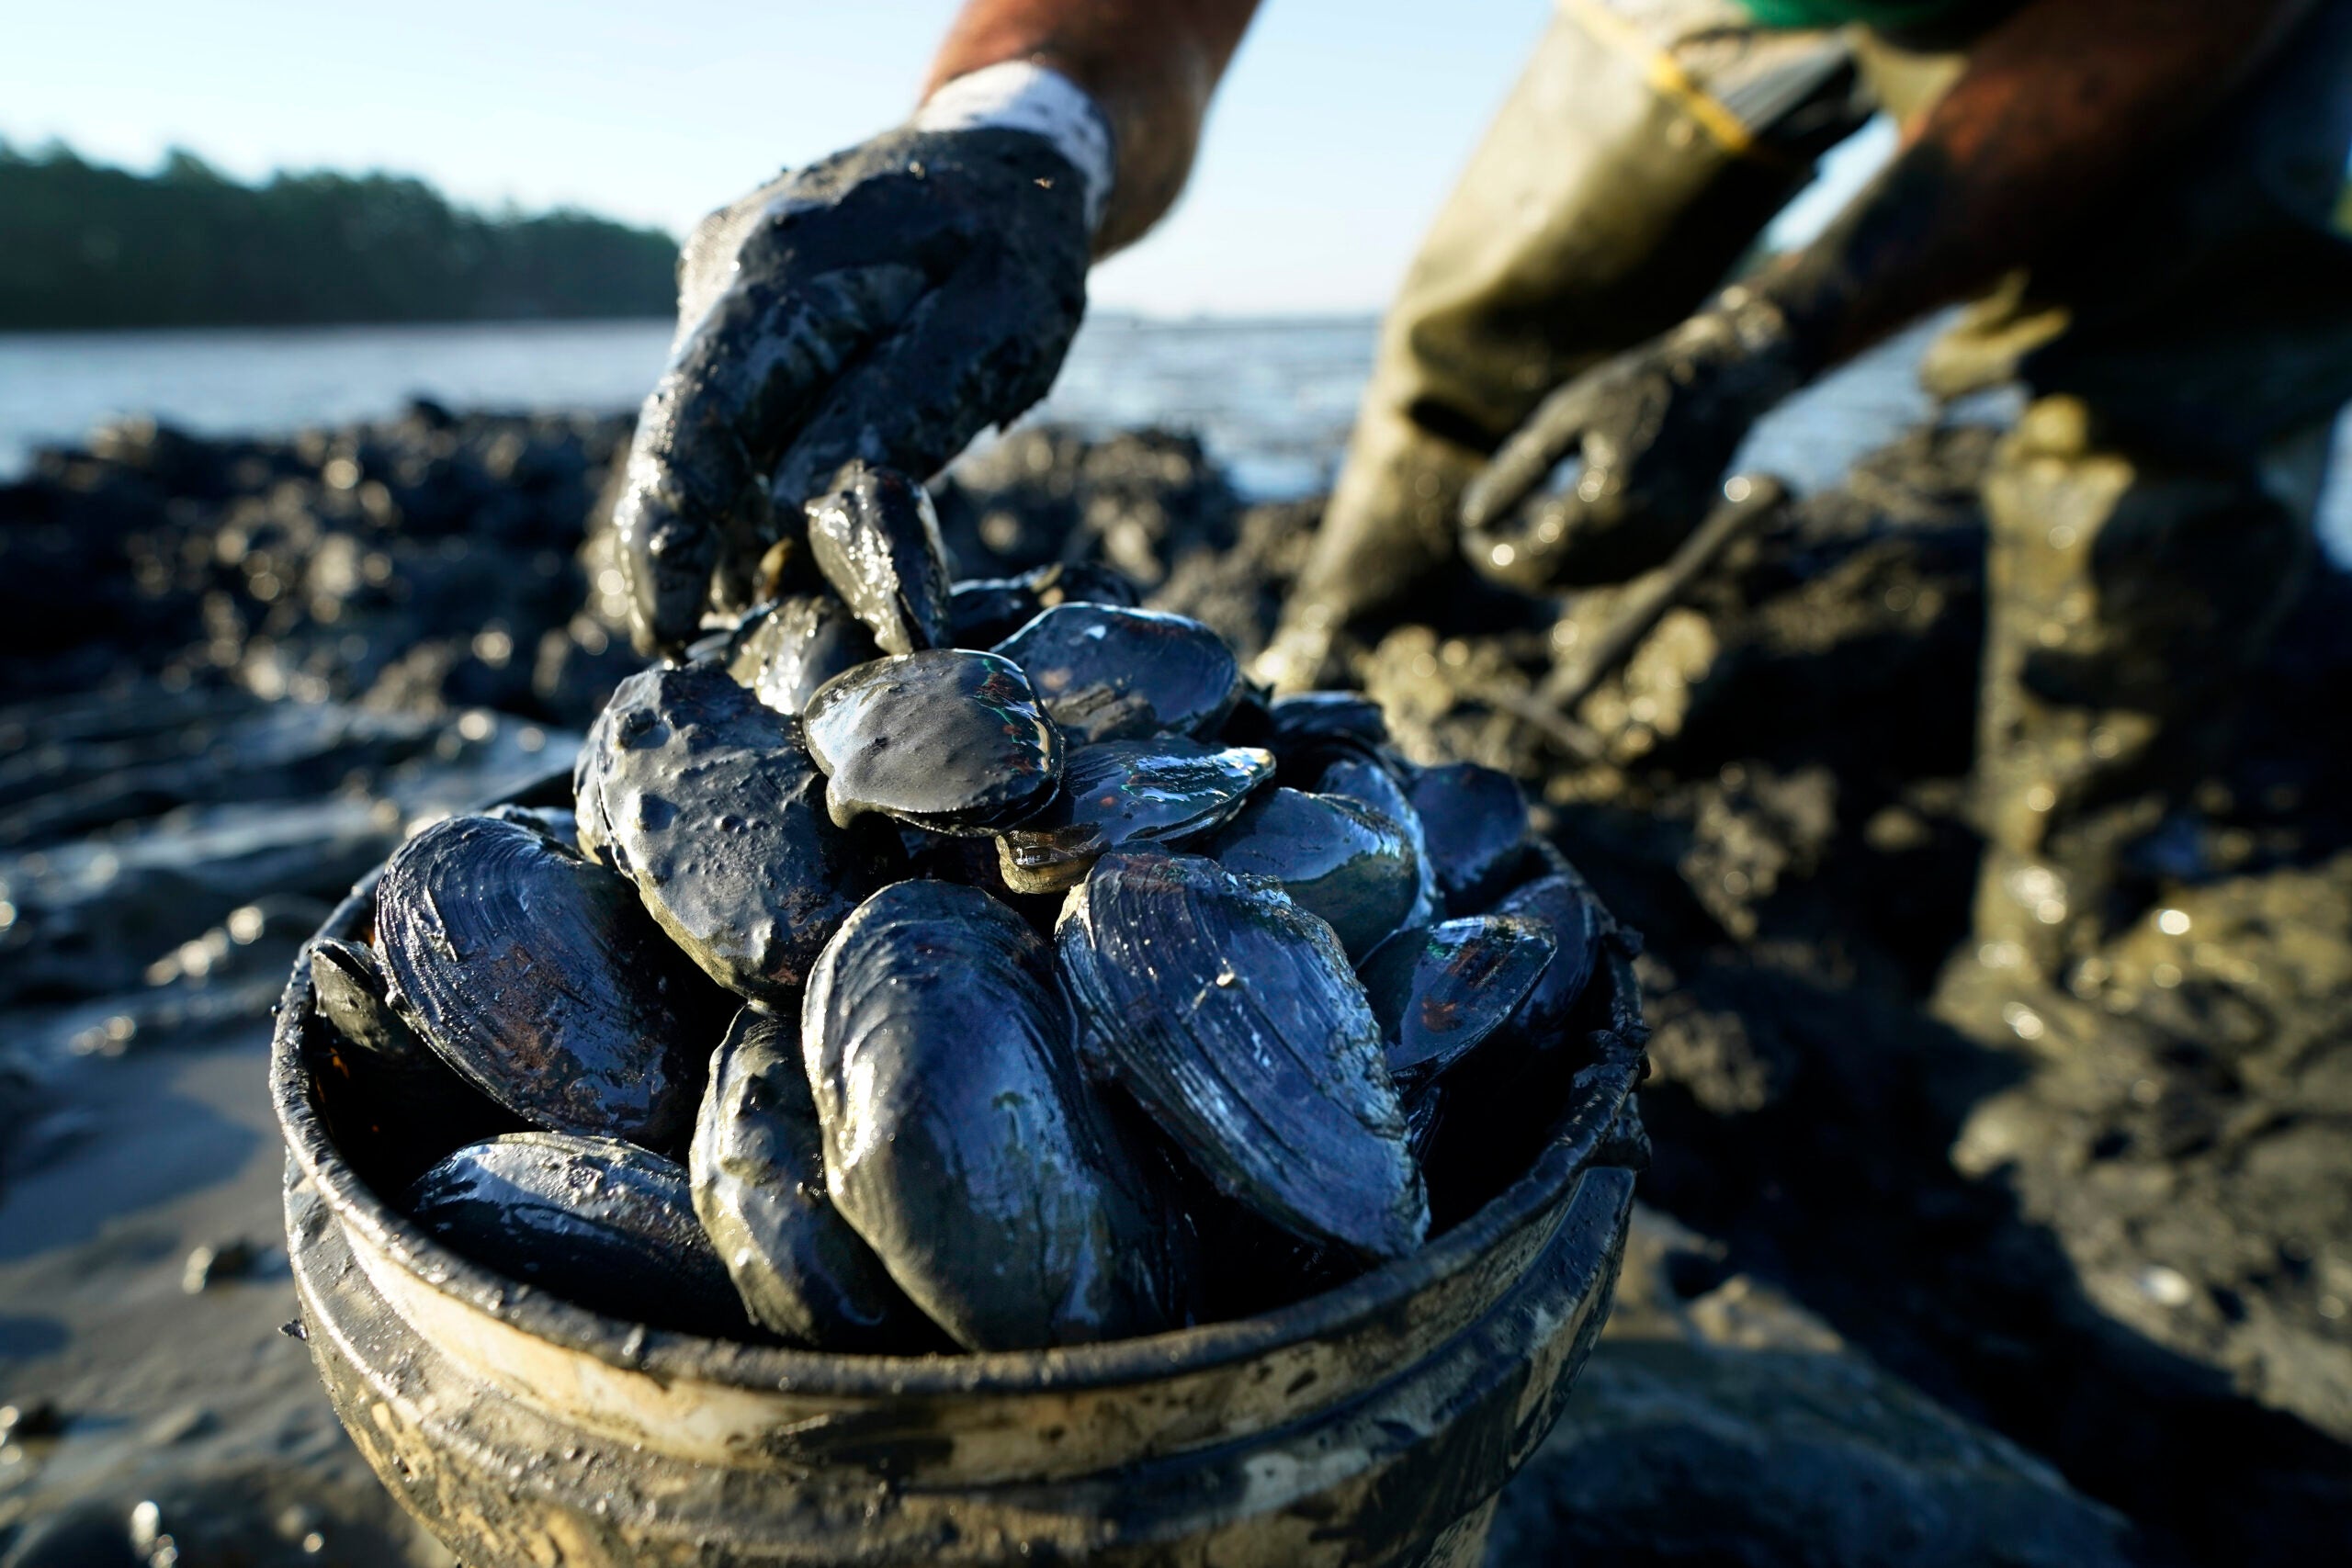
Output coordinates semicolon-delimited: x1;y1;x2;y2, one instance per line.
274;840;1646;1400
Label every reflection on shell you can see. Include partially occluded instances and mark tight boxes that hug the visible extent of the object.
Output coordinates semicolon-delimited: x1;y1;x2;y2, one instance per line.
994;604;1240;745
376;814;723;1149
1204;787;1421;959
1057;850;1428;1262
804;878;1190;1348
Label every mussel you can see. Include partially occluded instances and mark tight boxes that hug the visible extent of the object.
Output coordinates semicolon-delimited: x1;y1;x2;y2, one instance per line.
997;738;1274;893
308;937;514;1182
1489;866;1602;1048
802;650;1063;833
804;461;954;656
1408;761;1532;913
375;813;723;1149
1357;915;1556;1094
993;604;1241;745
406;1132;755;1338
1057;851;1428;1262
574;662;899;1008
691;1008;934;1350
726;593;882;716
1316;754;1440;925
1265;691;1390;783
1204;787;1420;959
803;879;1190;1349
487;802;581;852
946;561;1139;649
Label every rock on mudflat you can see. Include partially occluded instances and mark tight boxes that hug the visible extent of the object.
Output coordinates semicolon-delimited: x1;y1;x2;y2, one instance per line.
575;662;899;1007
375;814;721;1149
691;1008;932;1350
805;462;954;657
406;1132;755;1339
994;604;1240;745
803;879;1189;1349
801;649;1063;833
727;593;881;716
1057;850;1428;1262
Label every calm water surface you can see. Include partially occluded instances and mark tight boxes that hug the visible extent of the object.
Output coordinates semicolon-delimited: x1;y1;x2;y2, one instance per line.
4;315;2346;563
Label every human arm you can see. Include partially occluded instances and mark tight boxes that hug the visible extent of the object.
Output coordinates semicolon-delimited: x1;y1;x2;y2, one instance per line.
1463;0;2320;587
615;0;1262;652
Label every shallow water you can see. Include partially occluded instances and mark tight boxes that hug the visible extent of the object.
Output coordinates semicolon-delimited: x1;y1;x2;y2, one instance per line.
4;315;2346;563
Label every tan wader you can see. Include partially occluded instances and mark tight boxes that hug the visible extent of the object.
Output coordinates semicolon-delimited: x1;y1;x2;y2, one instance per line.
1274;0;2352;992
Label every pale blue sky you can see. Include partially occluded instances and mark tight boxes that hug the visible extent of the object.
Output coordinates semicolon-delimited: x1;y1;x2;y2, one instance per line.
1;1;1885;314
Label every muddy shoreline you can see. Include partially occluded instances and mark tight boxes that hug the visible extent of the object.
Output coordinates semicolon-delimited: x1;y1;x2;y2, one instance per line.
1;406;2345;1563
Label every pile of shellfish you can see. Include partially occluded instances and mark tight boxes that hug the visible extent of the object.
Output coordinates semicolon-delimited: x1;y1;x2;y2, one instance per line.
304;463;1610;1352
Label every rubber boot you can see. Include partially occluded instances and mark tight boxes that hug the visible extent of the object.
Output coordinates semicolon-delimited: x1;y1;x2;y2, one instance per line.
1258;0;1862;691
1963;396;2314;996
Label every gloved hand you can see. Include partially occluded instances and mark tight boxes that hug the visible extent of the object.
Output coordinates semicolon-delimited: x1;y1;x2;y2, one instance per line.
614;125;1094;653
1459;290;1808;591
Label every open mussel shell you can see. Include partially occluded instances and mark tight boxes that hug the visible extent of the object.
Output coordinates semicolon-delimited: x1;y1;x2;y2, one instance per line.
804;879;1191;1350
804;461;954;657
376;814;723;1149
802;649;1063;834
405;1132;755;1339
1204;787;1421;959
1489;866;1602;1047
993;604;1241;745
1357;915;1556;1094
946;561;1139;649
1408;761;1533;913
308;938;517;1187
575;662;900;1008
999;738;1276;894
691;1008;936;1351
1057;850;1429;1263
726;593;882;716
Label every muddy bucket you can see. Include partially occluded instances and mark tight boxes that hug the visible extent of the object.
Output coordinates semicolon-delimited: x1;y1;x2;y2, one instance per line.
272;791;1648;1568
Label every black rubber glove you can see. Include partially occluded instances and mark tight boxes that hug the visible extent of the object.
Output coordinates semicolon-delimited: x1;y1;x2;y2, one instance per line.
615;127;1093;654
1459;292;1807;591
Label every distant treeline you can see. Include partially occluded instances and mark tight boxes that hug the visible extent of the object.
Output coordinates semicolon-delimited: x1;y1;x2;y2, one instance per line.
0;143;680;330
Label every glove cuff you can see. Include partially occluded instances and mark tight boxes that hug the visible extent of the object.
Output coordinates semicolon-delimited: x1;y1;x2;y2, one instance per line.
914;62;1115;235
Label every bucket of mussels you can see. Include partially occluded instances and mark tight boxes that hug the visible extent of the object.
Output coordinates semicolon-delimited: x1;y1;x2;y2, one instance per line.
270;463;1649;1568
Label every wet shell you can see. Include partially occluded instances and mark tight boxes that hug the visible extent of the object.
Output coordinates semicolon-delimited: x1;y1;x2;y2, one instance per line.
486;803;581;852
1356;915;1556;1094
1057;850;1428;1262
804;461;953;656
803;879;1189;1349
993;604;1240;745
405;1132;754;1338
726;594;882;716
1204;787;1421;959
1265;692;1390;782
376;813;721;1148
1489;868;1602;1047
308;937;514;1181
1408;761;1533;913
1317;755;1440;926
575;662;900;1007
802;649;1063;833
1046;739;1275;841
946;561;1139;649
690;1008;933;1350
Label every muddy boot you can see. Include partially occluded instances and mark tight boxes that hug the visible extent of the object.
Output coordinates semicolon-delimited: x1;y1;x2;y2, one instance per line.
1258;0;1863;691
1961;396;2315;1001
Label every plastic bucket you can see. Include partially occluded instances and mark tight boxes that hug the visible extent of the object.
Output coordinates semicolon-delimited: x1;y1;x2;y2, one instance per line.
273;795;1647;1567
